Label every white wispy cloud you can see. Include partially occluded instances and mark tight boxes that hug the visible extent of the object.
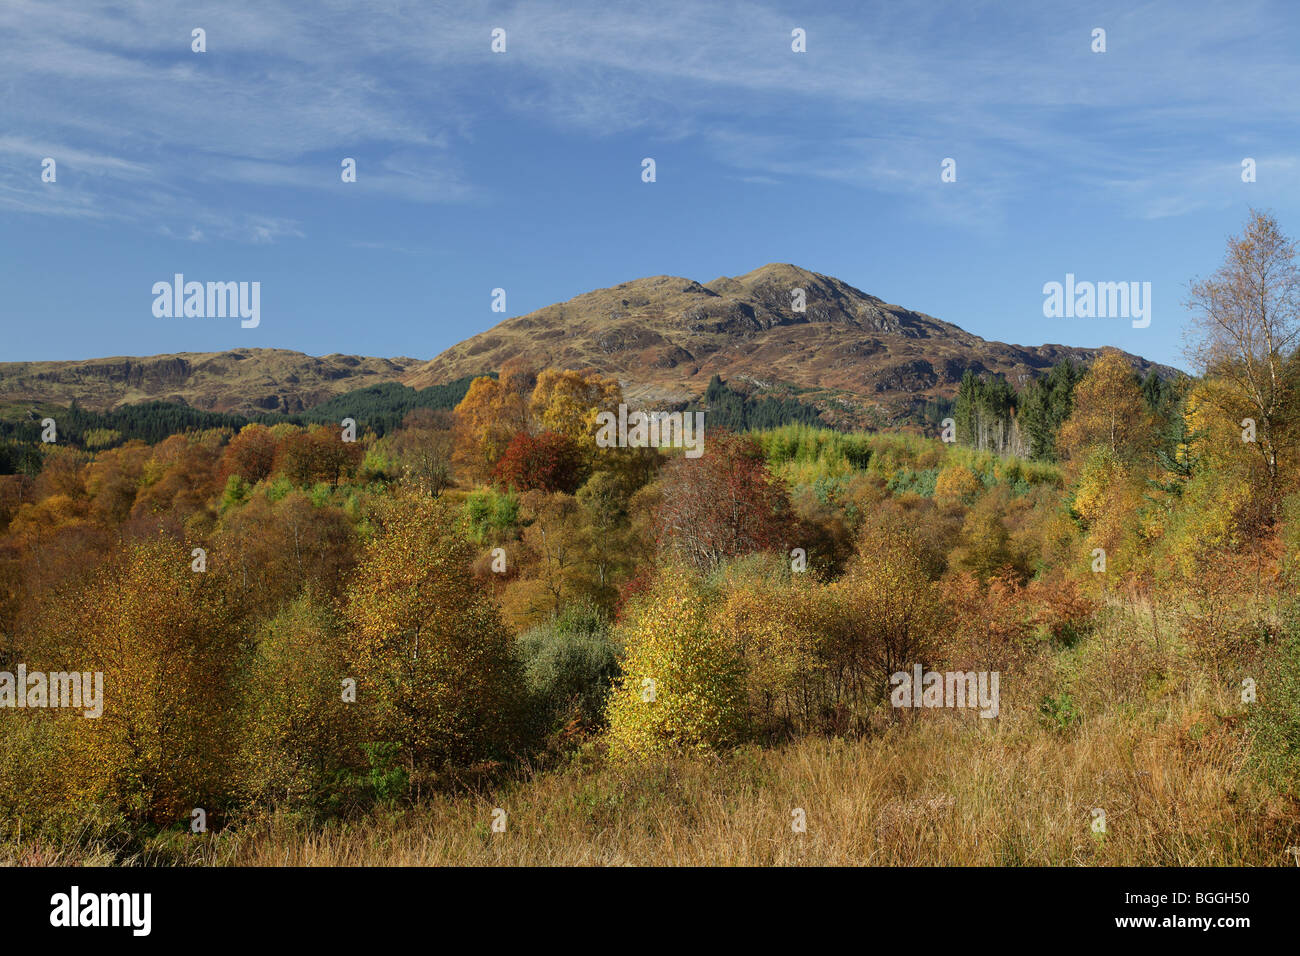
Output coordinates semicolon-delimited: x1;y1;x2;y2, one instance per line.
1;0;1296;238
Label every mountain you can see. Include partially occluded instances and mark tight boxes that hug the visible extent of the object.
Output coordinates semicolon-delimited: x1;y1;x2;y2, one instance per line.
0;349;423;417
1;266;1179;426
403;263;1178;424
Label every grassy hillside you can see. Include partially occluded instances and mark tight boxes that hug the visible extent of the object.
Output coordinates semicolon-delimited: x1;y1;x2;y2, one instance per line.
0;349;423;417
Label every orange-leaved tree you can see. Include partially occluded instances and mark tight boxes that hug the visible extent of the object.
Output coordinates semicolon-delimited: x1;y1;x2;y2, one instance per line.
452;359;535;480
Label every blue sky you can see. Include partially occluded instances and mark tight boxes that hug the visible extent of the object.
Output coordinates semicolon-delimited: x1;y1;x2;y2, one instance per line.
3;0;1299;370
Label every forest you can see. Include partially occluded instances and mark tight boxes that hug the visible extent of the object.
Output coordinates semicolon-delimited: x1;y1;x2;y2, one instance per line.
1;210;1298;865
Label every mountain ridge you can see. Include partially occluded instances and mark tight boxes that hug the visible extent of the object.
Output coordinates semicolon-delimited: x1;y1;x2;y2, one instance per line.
0;349;424;418
1;265;1180;424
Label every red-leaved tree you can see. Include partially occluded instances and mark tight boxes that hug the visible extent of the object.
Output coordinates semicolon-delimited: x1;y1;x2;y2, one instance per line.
493;430;585;494
654;431;792;571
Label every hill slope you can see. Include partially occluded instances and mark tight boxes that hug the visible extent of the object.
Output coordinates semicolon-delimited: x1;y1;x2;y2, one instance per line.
1;266;1177;425
404;264;1176;421
0;349;423;417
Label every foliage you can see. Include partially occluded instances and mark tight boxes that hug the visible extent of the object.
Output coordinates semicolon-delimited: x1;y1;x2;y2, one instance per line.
1018;358;1085;460
934;463;981;504
654;431;793;571
824;526;947;708
293;376;483;437
1056;348;1154;465
452;362;534;480
529;368;622;446
1186;209;1300;506
463;486;520;542
277;424;364;487
41;539;246;826
710;555;826;738
236;595;362;813
345;495;525;768
493;430;586;494
1248;609;1300;788
515;601;621;741
952;371;1025;456
5;238;1300;865
605;566;748;759
688;375;824;431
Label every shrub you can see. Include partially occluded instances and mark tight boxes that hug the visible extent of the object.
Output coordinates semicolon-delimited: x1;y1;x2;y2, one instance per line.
605;566;747;759
1039;692;1081;733
515;601;621;742
1026;574;1097;648
0;712;69;836
934;464;980;504
886;467;939;498
820;526;948;730
710;555;825;739
463;486;520;542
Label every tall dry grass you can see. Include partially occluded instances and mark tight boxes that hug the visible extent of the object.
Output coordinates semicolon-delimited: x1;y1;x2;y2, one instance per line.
5;601;1294;867
176;674;1288;866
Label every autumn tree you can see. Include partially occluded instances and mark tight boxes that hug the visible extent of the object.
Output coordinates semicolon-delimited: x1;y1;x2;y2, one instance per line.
1055;348;1153;465
127;433;221;538
9;445;121;615
575;470;637;607
85;440;150;525
1154;380;1270;574
933;463;981;505
220;423;279;486
1068;445;1147;580
31;445;89;501
386;408;454;496
493;430;586;493
529;368;622;448
236;594;362;811
501;492;597;627
952;490;1021;580
823;525;947;724
277;425;363;487
604;565;748;759
1186;209;1300;507
710;556;825;738
3;490;108;634
49;539;246;824
452;360;535;480
654;431;792;571
345;495;523;768
213;489;357;608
